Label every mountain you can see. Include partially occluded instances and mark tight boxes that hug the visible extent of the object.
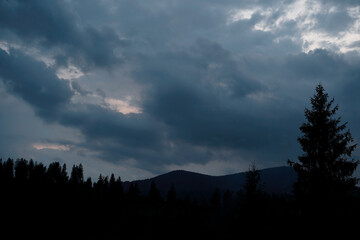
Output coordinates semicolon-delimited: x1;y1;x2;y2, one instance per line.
123;166;297;200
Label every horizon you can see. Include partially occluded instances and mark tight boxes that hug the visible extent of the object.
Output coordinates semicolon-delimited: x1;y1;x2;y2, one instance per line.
1;0;360;181
128;165;292;181
1;156;291;182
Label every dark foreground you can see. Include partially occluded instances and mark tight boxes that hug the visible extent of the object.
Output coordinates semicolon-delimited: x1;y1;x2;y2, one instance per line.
1;158;360;239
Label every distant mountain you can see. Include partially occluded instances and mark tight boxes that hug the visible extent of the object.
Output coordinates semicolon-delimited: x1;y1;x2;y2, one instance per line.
123;166;297;200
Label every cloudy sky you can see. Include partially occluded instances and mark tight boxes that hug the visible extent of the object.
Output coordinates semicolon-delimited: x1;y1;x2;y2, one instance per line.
1;0;360;180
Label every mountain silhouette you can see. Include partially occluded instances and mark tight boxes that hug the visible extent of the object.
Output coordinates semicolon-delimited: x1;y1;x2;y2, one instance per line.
123;166;296;200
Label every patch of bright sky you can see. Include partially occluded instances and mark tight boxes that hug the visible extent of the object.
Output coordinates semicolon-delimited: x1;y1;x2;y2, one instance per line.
165;159;252;176
227;8;258;23
85;157;154;181
33;143;70;151
228;0;360;54
247;91;277;103
104;97;142;114
0;41;23;55
57;64;84;80
0;42;10;54
70;91;142;115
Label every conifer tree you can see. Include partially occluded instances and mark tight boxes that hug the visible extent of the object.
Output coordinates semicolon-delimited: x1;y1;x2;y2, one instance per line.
128;182;140;202
240;163;264;219
288;84;359;213
109;173;123;201
61;164;68;184
14;159;29;183
116;176;124;197
210;188;221;210
70;164;84;185
147;181;162;205
166;184;177;206
47;162;64;184
0;159;13;184
243;163;262;202
110;173;116;187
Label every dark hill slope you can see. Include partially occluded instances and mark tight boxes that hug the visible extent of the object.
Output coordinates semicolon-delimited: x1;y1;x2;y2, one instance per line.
123;166;297;200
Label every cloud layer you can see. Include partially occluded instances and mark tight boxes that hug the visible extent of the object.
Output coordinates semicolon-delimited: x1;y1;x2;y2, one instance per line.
0;0;360;180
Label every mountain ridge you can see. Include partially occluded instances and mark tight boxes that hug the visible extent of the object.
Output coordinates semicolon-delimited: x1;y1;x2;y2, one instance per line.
123;166;297;200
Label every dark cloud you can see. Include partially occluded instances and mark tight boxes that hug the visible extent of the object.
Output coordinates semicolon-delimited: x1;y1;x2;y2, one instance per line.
0;47;163;165
0;49;73;121
1;0;360;178
133;39;285;152
0;0;127;71
285;49;349;81
136;39;261;98
59;104;163;150
283;50;360;112
0;0;75;44
57;50;270;164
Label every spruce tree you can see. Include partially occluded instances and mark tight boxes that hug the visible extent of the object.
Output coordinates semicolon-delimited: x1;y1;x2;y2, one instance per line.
243;163;262;201
288;84;359;213
166;184;177;206
210;188;221;210
147;181;162;205
70;164;84;185
242;163;264;218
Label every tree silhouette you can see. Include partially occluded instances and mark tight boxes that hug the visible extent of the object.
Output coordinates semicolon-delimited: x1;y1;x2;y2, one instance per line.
3;155;360;237
1;158;14;183
166;184;177;206
14;158;28;183
108;174;124;202
222;189;235;218
210;188;221;210
147;181;162;205
288;84;359;215
47;162;68;184
109;173;116;187
84;177;93;192
70;164;84;185
238;162;264;221
127;182;140;203
243;163;262;202
30;161;47;184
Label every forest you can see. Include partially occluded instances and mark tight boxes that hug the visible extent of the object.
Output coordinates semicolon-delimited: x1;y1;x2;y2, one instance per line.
1;84;360;239
0;157;359;239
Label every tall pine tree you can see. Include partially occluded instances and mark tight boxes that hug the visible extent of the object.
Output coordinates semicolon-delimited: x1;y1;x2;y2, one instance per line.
288;84;359;214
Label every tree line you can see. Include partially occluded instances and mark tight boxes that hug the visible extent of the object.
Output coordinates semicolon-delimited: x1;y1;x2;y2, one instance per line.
0;157;297;239
0;157;240;239
1;84;360;239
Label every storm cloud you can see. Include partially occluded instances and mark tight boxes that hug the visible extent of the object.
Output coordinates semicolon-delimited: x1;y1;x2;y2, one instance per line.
0;0;360;180
0;0;127;71
0;49;73;121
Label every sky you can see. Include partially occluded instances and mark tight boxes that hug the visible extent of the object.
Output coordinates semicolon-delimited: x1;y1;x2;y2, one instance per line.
1;0;360;181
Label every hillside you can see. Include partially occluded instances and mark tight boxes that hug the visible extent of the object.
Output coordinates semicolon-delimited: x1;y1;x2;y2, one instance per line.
123;166;297;200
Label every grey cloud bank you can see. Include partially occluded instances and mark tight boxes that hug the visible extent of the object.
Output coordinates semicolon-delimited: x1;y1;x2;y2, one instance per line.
0;0;359;180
